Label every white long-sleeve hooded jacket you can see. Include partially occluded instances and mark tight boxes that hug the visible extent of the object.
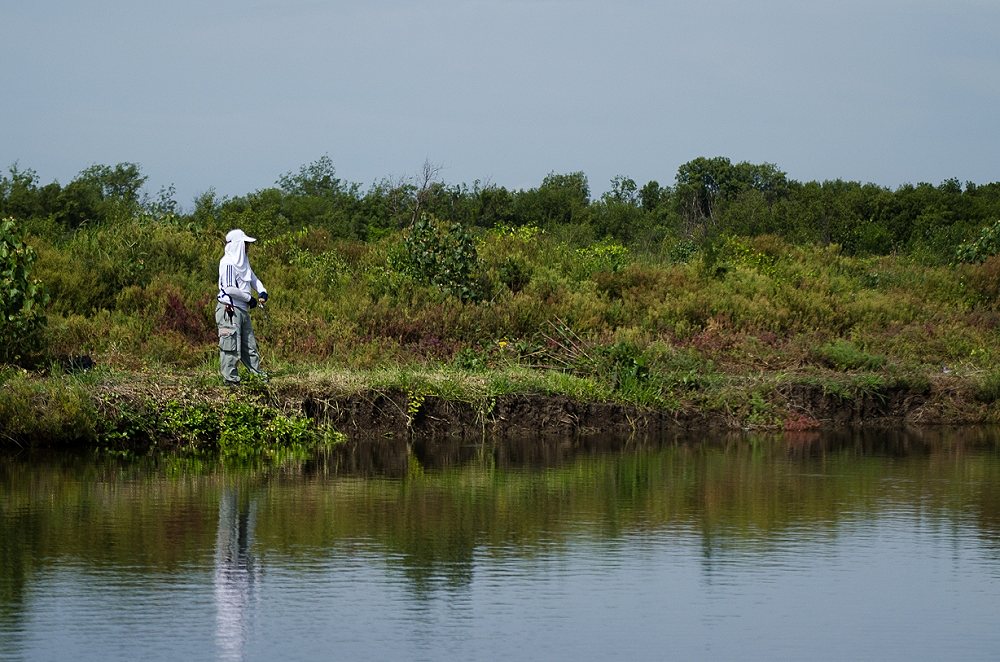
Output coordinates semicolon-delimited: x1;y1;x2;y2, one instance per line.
218;229;267;311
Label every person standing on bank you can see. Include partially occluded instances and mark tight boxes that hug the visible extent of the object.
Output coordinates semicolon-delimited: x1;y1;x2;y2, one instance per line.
216;229;269;386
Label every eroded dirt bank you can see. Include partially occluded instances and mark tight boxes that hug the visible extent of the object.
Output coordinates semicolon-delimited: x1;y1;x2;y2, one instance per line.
286;379;982;441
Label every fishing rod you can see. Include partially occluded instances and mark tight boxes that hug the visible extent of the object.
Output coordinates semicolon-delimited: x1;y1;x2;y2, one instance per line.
251;296;270;379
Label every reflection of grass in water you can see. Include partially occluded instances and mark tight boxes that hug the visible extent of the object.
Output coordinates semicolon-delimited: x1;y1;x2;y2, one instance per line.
254;436;1000;561
2;436;1000;591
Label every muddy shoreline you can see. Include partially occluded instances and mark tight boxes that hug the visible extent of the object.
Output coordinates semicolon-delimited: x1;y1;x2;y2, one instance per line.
294;381;968;440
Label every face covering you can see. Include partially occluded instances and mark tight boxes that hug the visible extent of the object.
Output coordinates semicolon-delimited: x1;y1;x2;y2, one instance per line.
223;237;250;276
222;228;256;280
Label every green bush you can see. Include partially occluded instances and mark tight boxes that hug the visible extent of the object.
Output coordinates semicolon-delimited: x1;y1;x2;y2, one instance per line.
218;399;338;460
0;217;49;365
955;218;1000;263
497;256;532;293
0;372;98;443
974;370;1000;404
573;239;630;277
398;214;482;302
665;238;698;264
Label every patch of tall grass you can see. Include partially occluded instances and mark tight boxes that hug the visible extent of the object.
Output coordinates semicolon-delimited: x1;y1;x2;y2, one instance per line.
0;371;100;443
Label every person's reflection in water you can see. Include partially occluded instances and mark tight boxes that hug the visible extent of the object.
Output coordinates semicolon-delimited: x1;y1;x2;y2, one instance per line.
214;487;260;661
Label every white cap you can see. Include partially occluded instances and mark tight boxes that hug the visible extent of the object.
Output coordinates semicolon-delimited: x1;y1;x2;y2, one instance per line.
226;228;257;243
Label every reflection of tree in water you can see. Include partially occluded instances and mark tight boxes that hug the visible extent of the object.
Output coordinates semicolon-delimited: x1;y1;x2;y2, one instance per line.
0;431;997;647
215;487;260;662
321;429;1000;595
398;535;476;597
693;427;1000;577
0;509;36;659
973;465;1000;560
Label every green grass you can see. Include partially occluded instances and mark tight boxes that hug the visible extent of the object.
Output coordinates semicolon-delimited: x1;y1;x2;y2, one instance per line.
5;222;1000;448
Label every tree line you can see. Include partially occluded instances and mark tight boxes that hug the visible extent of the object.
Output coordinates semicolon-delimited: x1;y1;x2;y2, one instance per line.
3;155;1000;262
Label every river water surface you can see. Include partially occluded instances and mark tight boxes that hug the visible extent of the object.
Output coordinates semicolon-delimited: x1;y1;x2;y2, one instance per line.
2;429;999;661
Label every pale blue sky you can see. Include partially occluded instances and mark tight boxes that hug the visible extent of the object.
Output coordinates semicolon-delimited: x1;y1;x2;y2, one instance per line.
2;0;998;207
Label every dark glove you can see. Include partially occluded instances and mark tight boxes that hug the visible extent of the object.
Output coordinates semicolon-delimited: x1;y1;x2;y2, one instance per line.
248;297;258;309
259;292;269;303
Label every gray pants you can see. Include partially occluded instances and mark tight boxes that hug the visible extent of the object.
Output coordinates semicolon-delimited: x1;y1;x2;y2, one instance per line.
216;303;264;384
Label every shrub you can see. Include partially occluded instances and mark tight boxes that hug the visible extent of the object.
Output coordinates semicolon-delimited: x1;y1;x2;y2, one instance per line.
973;370;1000;403
665;238;698;264
573;238;630;277
497;256;532;293
0;217;49;365
398;214;482;302
813;339;885;371
217;399;339;460
961;255;1000;302
955;218;1000;263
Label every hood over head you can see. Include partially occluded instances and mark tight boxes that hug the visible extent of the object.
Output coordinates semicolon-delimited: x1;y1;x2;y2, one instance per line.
222;228;256;275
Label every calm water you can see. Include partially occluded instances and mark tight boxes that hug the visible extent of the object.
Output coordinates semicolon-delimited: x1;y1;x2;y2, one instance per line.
2;428;1000;661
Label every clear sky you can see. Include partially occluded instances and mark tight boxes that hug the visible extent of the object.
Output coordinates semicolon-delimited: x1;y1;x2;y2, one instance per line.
2;0;998;208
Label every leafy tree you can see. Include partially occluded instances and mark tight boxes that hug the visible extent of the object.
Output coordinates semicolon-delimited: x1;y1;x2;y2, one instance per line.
0;217;49;365
399;214;482;301
956;218;1000;263
716;189;776;237
277;155;344;197
0;165;45;220
674;156;735;226
541;171;590;206
607;175;638;205
217;188;287;240
147;184;180;220
75;163;147;203
675;157;790;238
639;180;668;212
47;163;149;228
421;182;479;227
966;182;1000;221
731;161;789;202
275;156;368;237
190;189;223;231
515;171;592;228
471;182;516;229
593;176;647;242
54;178;103;228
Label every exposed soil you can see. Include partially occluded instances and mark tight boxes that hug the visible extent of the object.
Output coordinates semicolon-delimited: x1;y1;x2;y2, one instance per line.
299;389;702;440
286;378;986;442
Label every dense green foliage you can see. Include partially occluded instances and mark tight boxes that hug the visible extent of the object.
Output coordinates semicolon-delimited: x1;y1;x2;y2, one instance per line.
955;218;1000;263
397;214;483;302
0;217;49;365
7;156;1000;259
3;156;1000;435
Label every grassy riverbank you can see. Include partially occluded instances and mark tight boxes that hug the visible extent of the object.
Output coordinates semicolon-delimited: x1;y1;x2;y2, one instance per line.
4;161;1000;451
4;225;1000;451
1;349;997;453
